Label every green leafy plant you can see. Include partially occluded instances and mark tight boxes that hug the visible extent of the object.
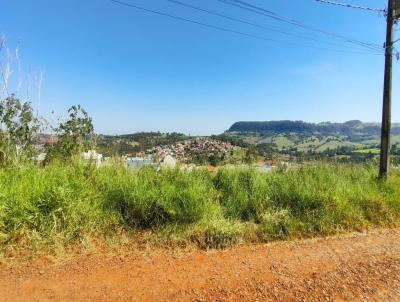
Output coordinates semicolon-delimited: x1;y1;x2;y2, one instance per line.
0;95;40;165
46;105;94;162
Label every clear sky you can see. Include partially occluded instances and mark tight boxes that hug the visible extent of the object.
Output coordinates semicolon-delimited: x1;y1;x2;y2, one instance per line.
1;0;398;135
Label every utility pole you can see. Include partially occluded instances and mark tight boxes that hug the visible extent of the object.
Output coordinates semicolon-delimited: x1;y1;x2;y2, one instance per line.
379;0;396;178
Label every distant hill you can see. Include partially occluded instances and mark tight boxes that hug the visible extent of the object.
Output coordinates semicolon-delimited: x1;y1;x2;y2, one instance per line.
225;120;400;153
228;120;400;138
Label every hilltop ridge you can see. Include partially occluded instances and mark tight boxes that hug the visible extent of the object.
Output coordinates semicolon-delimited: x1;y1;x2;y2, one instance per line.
223;120;400;157
228;120;400;138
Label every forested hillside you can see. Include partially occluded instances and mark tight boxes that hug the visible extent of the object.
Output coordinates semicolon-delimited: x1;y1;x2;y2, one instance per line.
228;120;400;141
224;120;400;160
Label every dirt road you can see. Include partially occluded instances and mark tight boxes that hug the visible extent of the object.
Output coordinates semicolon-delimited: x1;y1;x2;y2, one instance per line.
1;229;399;302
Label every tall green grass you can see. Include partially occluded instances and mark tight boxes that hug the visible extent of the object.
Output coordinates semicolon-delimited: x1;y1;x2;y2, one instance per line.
0;162;399;254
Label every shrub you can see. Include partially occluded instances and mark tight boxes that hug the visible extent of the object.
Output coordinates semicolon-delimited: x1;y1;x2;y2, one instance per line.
0;162;399;254
259;209;292;241
214;168;271;221
98;167;216;228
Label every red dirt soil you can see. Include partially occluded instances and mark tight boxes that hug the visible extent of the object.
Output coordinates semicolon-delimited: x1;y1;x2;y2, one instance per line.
1;228;399;302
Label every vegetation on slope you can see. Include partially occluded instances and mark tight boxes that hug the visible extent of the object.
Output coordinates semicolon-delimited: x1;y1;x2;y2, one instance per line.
223;121;400;163
97;132;190;156
228;120;400;138
1;162;399;254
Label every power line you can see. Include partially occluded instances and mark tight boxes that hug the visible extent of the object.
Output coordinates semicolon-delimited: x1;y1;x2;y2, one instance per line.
109;0;281;42
313;0;386;13
108;0;383;55
217;0;383;52
164;0;382;52
219;0;383;50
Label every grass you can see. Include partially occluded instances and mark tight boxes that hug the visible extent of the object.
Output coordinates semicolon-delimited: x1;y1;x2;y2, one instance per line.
315;140;362;152
353;148;381;154
272;135;295;150
0;161;399;255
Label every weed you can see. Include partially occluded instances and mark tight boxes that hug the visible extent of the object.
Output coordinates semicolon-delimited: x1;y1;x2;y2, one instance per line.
0;162;399;254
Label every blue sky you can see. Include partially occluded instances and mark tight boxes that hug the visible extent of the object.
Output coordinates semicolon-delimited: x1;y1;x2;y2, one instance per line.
1;0;398;135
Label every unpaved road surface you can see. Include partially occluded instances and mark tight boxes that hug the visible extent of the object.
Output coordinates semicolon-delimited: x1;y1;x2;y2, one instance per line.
1;229;400;302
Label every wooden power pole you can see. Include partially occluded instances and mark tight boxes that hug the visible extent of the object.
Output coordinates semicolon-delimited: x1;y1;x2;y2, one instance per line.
379;0;396;178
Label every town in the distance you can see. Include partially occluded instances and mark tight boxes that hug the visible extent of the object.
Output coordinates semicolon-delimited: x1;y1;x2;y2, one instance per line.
34;120;400;170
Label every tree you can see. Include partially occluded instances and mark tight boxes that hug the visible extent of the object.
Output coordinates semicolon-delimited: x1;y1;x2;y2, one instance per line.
244;148;256;164
0;94;40;164
0;38;42;165
46;105;94;162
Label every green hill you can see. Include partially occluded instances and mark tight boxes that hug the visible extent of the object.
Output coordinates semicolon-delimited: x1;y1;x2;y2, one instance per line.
225;120;400;154
229;120;400;139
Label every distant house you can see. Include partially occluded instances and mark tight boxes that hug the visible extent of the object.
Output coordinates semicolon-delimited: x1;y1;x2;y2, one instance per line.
257;160;265;167
207;165;217;173
160;154;177;169
33;152;47;163
180;163;195;171
127;157;154;169
81;150;103;167
257;161;274;173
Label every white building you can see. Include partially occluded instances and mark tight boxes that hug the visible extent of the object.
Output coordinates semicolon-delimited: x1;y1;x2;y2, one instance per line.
33;152;47;163
81;150;103;167
160;154;177;169
127;157;154;170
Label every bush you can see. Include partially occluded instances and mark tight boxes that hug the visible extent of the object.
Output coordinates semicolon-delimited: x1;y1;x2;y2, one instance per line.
190;221;242;249
259;209;292;241
0;163;120;252
0;162;399;254
97;167;216;228
214;168;270;221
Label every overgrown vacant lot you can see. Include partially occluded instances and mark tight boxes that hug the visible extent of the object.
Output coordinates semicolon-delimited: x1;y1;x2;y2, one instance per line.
0;162;399;255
